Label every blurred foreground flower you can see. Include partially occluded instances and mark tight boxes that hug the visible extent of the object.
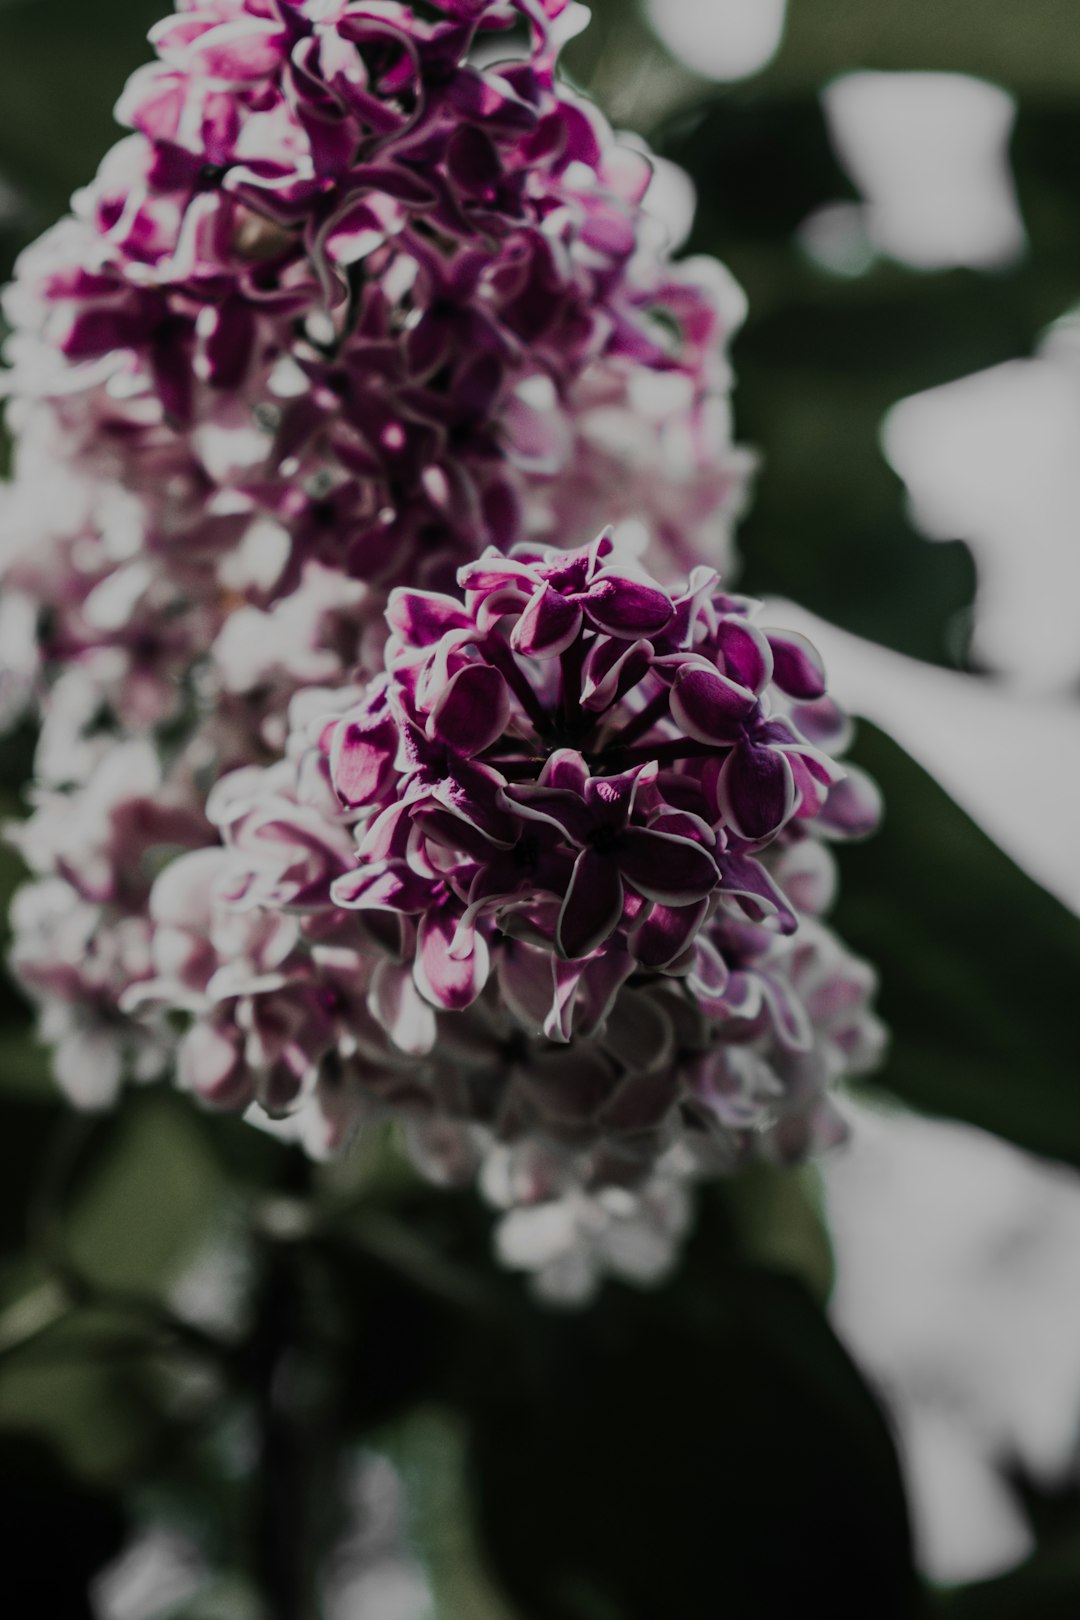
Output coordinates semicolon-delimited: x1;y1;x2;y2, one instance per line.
0;0;878;1296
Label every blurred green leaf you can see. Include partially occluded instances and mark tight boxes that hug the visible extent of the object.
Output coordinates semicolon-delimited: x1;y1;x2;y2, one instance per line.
0;1026;53;1100
722;1162;834;1301
468;1265;919;1620
834;724;1080;1164
760;0;1080;97
62;1091;224;1296
384;1410;522;1620
0;0;162;224
0;1092;58;1256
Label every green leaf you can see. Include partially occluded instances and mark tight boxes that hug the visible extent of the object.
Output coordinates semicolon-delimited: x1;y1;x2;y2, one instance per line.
62;1089;225;1297
834;723;1080;1164
468;1264;920;1620
382;1410;524;1620
722;1162;834;1301
0;1309;171;1481
759;0;1080;98
0;0;163;224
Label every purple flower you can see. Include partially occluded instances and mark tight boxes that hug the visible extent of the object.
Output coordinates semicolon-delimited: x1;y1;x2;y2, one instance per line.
201;534;875;1045
508;755;718;959
0;0;881;1293
460;531;675;655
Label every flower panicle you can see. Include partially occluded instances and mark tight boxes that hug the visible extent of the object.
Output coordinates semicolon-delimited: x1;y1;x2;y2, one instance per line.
0;0;880;1298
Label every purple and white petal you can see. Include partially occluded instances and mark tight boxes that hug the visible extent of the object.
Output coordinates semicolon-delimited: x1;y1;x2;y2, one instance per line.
415;909;490;1011
511;583;582;658
715;851;798;932
816;765;883;840
764;629;827;700
618;827;719;904
717;741;796;843
368;958;437;1056
630;898;710;970
427;662;510;757
669;662;757;744
714;617;773;694
330;714;399;808
556;849;624;960
386;588;474;647
583;573;673;639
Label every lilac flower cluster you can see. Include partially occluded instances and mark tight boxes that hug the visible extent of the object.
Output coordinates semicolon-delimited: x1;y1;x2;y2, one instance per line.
126;533;883;1297
0;0;879;1297
1;0;749;725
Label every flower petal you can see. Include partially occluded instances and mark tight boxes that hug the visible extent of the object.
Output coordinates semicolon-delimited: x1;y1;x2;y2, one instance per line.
432;758;520;845
581;636;653;712
584;573;673;639
330;714;398;807
506;783;593;845
427;662;509;757
583;763;654;830
714;617;773;694
718;742;796;842
669;662;757;744
556;849;624;959
511;583;582;658
369;959;436;1055
817;765;883;840
765;629;827;700
715;851;797;932
415;909;489;1011
386;588;473;646
539;749;590;795
630;898;710;969
619;827;718;904
331;859;430;913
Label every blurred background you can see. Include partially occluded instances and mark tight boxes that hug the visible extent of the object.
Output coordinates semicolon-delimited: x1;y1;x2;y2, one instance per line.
1;1;1079;1616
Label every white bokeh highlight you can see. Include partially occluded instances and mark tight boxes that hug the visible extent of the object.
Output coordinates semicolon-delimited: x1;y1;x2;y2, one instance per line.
825;1102;1080;1583
821;73;1025;270
883;323;1080;694
767;604;1080;918
796;201;876;279
644;0;787;84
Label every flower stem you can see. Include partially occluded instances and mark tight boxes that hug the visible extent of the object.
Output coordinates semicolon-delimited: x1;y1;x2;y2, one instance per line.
480;636;550;736
613;685;670;749
606;737;720;769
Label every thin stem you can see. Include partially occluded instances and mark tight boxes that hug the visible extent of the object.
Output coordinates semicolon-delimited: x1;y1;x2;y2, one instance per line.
251;1245;312;1620
559;636;585;731
330;1210;502;1319
613;685;670;750
605;738;720;769
479;637;550;736
25;1113;230;1366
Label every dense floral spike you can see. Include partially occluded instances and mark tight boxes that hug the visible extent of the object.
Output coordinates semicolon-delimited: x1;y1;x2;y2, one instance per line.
118;537;883;1296
0;0;877;1297
0;0;749;730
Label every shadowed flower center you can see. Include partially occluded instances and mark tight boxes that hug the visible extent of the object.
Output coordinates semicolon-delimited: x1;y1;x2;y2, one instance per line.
587;824;621;856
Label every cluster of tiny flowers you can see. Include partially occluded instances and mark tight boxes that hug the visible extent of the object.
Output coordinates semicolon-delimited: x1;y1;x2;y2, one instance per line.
0;0;878;1299
128;533;884;1300
0;0;750;727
